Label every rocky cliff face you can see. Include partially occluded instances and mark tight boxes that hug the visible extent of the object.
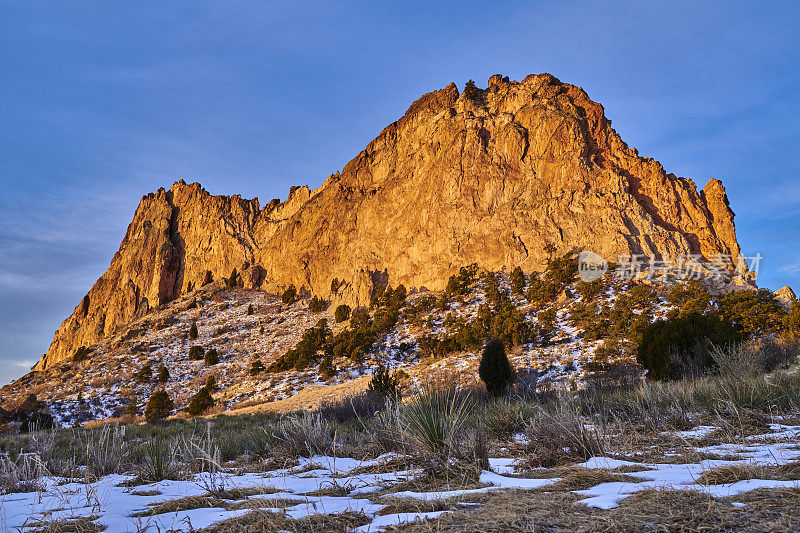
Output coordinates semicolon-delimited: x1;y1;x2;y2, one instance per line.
35;73;746;370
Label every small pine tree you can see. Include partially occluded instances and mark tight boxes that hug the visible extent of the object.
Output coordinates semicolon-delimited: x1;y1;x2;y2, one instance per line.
189;322;198;340
204;348;219;366
309;296;326;313
334;304;351;323
186;386;214;417
157;364;169;383
227;268;239;288
205;374;218;391
368;364;400;397
249;358;265;376
319;355;336;380
247;303;254;315
478;339;515;397
282;284;298;304
463;79;484;102
125;397;140;416
189;345;205;361
510;267;526;294
136;364;153;383
144;390;174;423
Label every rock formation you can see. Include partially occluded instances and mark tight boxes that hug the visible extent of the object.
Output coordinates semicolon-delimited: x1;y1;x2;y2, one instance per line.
35;73;747;370
773;286;796;310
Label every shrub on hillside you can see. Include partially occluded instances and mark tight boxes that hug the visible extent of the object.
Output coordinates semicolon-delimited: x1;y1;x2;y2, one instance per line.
309;296;327;313
136;364;153;383
525;273;560;305
576;280;603;301
72;346;91;362
510;266;526;294
334;304;351;323
637;313;740;380
786;301;800;338
368;364;400;397
249;358;265;376
281;284;298;304
186;386;214;417
20;411;54;433
330;278;340;294
189;322;198;340
204;348;219;366
144;390;174;423
319;355;336;380
188;345;204;361
445;263;479;296
157;364;169;383
227;268;238;288
717;288;786;337
479;339;515;397
666;281;710;317
205;374;218;391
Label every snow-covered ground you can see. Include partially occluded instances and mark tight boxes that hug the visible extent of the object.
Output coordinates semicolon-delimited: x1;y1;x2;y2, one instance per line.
3;425;799;532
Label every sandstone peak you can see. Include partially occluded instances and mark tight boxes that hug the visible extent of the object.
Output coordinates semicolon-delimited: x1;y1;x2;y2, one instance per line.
35;73;747;370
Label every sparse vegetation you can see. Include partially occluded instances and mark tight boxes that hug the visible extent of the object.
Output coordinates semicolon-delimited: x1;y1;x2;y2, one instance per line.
189;321;198;339
204;348;220;366
144;390;174;423
189;345;205;361
135;363;153;383
157;363;169;383
227;268;239;288
335;304;351;323
282;284;298;304
72;346;91;362
308;295;326;313
368;364;400;397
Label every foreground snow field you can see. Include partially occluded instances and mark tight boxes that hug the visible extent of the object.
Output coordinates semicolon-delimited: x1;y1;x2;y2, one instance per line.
3;425;799;532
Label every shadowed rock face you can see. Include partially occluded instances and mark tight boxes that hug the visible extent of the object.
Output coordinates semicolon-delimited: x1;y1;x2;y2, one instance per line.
35;73;745;370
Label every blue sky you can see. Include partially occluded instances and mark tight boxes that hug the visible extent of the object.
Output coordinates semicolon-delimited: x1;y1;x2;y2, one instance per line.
1;1;799;384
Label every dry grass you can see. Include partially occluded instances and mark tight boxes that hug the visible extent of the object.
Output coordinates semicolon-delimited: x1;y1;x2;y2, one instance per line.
395;486;800;532
27;516;103;533
202;509;371;532
128;488;161;496
542;466;648;491
696;461;800;485
132;494;303;517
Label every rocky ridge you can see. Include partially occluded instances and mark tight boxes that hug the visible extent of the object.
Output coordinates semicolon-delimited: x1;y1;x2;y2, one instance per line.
37;73;747;370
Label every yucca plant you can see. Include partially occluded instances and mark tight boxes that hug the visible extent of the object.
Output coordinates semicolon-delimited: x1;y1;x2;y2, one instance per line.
482;397;528;437
402;383;475;462
139;437;178;482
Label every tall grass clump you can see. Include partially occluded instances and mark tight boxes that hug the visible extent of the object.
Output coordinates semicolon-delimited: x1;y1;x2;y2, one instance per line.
523;399;606;467
273;413;334;457
0;453;46;494
402;383;475;463
83;424;130;478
